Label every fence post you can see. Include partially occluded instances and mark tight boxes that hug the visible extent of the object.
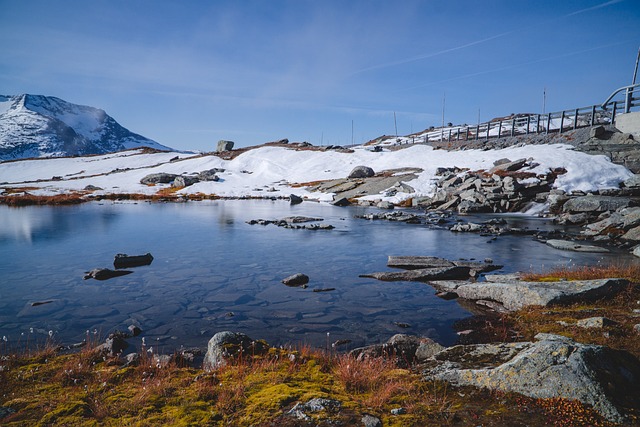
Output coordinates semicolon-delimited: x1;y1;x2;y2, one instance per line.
591;105;596;126
476;124;479;140
573;108;579;130
546;114;551;134
526;116;531;134
498;121;502;138
536;114;541;133
448;128;452;142
511;118;516;136
560;111;565;133
612;101;618;124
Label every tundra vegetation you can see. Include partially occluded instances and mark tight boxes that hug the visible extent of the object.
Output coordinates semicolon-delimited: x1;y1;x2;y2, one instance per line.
2;264;639;426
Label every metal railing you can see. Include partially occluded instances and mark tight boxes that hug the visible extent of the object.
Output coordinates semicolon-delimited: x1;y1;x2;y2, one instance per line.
414;83;640;144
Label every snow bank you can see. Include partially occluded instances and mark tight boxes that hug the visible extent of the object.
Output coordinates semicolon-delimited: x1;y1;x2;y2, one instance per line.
0;144;633;202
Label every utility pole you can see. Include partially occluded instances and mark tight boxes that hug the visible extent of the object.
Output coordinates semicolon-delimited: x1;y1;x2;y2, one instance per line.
393;112;398;137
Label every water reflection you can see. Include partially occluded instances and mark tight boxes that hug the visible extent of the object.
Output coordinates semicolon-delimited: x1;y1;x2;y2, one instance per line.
0;201;635;353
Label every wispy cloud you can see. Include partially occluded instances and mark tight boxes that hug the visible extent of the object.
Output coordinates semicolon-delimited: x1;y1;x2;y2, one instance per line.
565;0;625;17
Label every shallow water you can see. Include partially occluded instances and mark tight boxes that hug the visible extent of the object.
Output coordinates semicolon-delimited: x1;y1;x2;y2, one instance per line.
0;200;632;352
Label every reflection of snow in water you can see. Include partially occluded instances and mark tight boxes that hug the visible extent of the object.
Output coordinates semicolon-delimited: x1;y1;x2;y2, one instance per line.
0;206;52;242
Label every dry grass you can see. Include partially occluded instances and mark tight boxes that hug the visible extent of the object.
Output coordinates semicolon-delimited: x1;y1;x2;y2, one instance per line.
522;263;640;283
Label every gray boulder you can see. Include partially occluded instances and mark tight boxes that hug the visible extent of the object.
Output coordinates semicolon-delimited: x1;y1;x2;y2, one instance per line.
97;332;128;357
562;195;632;213
83;268;132;280
350;334;444;368
140;173;178;185
422;334;640;423
203;331;268;371
361;414;382;427
172;175;200;188
449;277;628;311
197;168;222;181
348;166;375;179
216;140;234;152
488;158;527;174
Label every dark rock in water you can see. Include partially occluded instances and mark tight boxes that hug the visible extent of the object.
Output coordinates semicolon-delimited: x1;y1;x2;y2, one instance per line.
332;197;351;206
289;194;303;205
312;287;335;293
282;273;309;287
83;268;133;280
360;266;472;282
394;322;411;328
347;165;375;178
113;253;154;269
140;173;178;185
203;331;269;370
31;300;54;307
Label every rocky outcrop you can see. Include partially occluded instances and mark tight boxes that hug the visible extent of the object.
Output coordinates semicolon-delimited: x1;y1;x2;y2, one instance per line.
421;333;640;423
246;216;334;230
282;273;309;287
140;173;178;185
361;256;502;282
414;159;564;213
543;239;610;253
113;253;153;269
429;276;629;311
83;268;132;280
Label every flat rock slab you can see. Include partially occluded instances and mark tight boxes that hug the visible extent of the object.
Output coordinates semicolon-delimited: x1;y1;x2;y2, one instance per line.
544;239;610;253
452;278;628;311
387;256;503;274
422;333;640;423
360;266;472;282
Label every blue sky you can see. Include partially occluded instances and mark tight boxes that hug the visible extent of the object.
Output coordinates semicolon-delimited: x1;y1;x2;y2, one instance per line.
1;0;638;151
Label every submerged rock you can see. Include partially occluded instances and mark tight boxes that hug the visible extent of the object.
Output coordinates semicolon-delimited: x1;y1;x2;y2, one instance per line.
360;266;473;282
282;273;309;287
83;268;133;280
544;239;610;253
421;333;640;423
113;253;153;269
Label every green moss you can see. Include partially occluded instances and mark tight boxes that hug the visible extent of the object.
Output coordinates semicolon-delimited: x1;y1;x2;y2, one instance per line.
37;400;91;425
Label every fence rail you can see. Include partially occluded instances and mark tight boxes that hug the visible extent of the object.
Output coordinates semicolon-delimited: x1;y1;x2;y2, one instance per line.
416;83;640;144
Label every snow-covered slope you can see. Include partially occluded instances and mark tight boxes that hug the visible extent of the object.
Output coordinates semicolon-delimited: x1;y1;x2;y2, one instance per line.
0;94;172;160
0;144;633;205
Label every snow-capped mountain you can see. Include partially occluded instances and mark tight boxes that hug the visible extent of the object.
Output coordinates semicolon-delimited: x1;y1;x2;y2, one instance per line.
0;94;172;160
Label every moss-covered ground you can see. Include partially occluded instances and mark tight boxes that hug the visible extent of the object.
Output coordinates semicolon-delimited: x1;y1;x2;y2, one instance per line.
2;263;639;426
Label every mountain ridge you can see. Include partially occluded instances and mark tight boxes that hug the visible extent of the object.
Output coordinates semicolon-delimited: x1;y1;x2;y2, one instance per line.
0;94;172;160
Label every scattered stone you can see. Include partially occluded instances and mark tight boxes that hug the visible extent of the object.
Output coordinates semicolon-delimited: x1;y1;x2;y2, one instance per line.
544;239;610;253
387;256;502;274
113;253;153;269
312;287;335;293
97;332;129;357
394;322;411;328
361;414;382;427
348;166;375;179
350;334;444;368
333;339;352;347
83;268;133;280
287;398;342;421
376;200;394;209
216;140;234;152
203;331;269;370
590;125;606;139
289;194;303;205
172;175;200;188
197;168;223;181
84;185;102;191
634;324;640;335
576;316;616;329
562;195;632;214
391;407;407;415
421;334;640;423
282;273;310;287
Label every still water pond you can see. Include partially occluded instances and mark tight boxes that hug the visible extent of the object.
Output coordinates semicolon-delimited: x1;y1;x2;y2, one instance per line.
0;200;630;352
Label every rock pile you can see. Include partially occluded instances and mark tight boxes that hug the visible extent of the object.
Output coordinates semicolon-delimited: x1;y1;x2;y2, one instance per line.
415;158;565;213
139;168;224;188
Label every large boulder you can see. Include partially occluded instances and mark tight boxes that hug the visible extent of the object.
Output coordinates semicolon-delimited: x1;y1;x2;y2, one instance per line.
422;334;640;423
172;175;200;188
198;168;223;181
350;334;444;368
562;195;632;214
347;166;375;179
203;331;268;371
216;140;234;152
140;173;179;185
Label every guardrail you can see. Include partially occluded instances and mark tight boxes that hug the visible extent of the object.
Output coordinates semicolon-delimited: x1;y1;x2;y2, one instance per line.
416;83;640;143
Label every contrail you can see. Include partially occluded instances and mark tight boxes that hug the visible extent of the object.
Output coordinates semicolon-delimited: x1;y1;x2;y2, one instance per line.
352;0;626;76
